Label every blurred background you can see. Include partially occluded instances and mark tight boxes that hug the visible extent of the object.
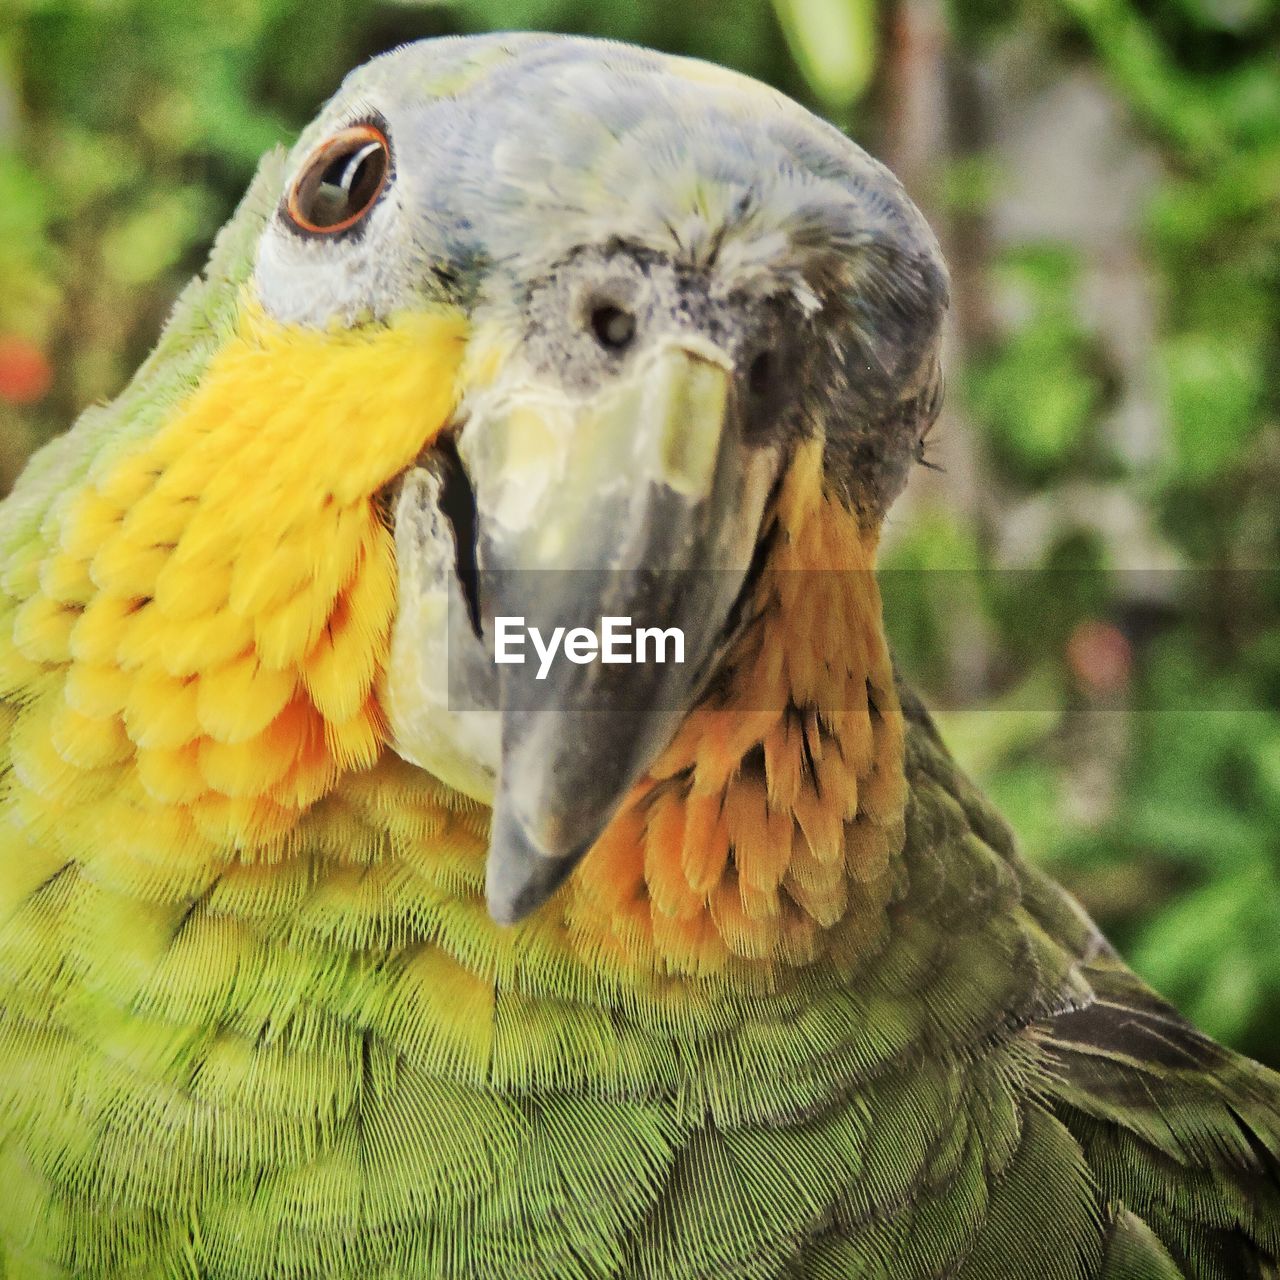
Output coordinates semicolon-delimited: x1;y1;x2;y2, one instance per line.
1;0;1277;1064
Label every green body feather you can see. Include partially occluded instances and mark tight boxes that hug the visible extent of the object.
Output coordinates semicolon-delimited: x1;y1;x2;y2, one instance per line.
0;158;1277;1280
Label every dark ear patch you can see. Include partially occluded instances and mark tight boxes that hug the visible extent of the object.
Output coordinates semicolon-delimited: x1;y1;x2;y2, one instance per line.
822;348;946;517
816;240;949;515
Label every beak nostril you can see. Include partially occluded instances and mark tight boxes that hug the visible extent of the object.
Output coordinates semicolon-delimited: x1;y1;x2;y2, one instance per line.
589;304;637;352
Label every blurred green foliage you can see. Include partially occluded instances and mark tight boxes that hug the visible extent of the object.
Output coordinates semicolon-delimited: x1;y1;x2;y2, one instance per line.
1;0;1278;1064
966;246;1109;480
889;0;1280;1067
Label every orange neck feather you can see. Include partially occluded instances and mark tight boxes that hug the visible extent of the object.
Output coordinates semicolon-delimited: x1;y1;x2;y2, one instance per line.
565;440;907;978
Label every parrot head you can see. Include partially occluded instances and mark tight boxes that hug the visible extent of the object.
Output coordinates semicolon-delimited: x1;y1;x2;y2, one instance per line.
6;34;947;969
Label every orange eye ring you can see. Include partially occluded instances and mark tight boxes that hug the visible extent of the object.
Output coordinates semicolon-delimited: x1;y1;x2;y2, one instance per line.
285;123;391;235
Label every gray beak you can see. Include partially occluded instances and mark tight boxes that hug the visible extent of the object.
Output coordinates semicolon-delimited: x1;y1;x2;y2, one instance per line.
386;336;779;924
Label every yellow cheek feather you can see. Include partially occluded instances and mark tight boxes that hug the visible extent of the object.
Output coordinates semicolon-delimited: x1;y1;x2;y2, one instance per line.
2;297;466;891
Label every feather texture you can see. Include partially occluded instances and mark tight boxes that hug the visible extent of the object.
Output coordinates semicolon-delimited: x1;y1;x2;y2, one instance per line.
0;135;1278;1280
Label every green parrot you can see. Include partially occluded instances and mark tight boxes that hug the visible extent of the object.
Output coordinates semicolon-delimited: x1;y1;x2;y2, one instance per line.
0;31;1276;1280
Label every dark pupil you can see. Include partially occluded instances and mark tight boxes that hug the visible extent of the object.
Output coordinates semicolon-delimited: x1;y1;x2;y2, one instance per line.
591;305;636;351
310;143;383;227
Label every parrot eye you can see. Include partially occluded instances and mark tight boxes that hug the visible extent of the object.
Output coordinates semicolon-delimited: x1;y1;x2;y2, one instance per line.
286;123;391;235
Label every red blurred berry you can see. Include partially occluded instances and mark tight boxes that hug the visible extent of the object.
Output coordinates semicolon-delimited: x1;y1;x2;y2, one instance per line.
1067;620;1132;696
0;337;53;405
